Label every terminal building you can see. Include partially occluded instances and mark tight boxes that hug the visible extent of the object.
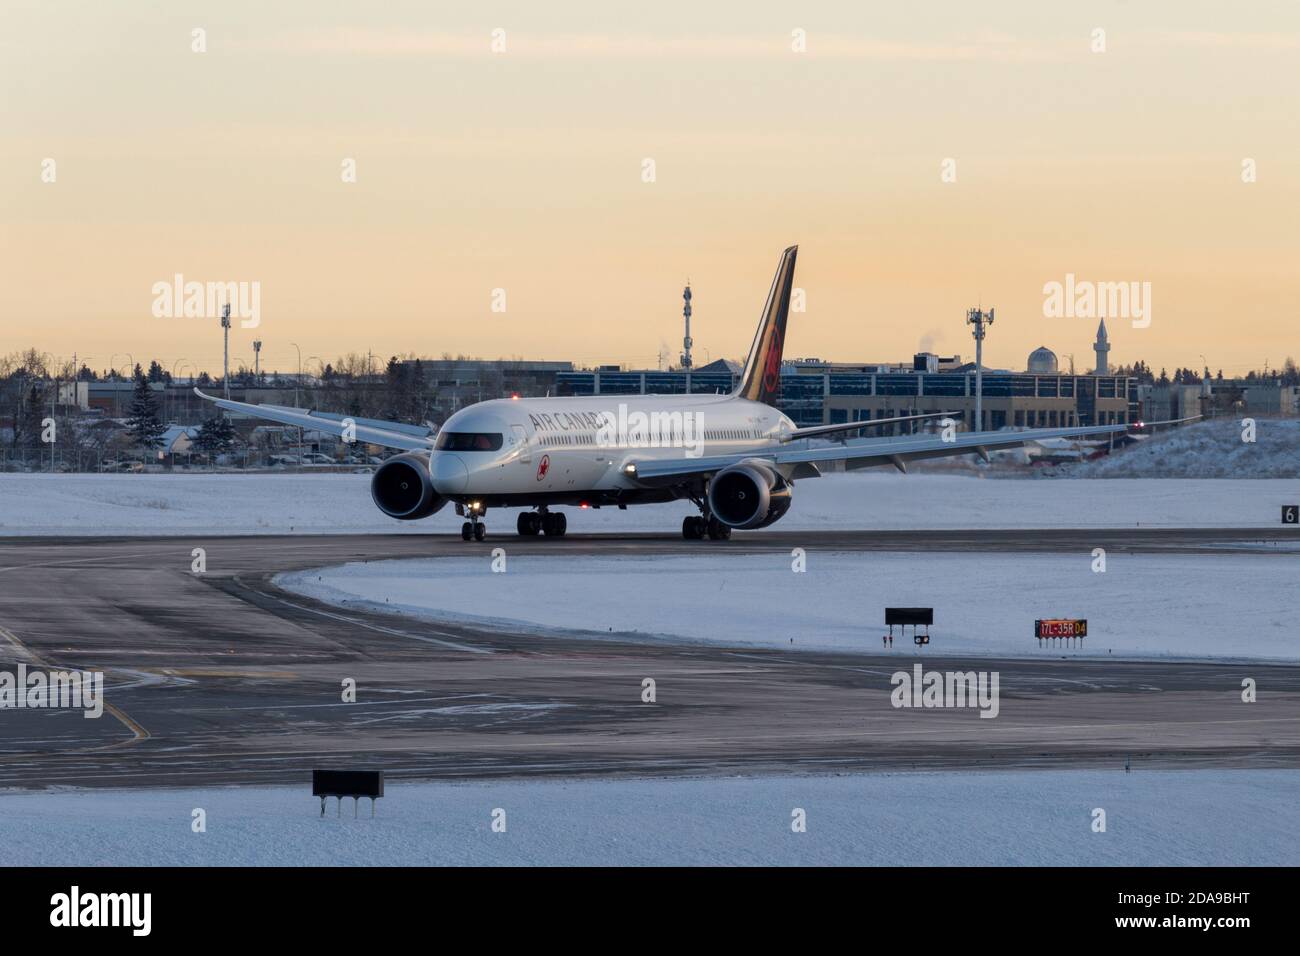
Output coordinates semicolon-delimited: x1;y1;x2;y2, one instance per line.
557;345;1138;432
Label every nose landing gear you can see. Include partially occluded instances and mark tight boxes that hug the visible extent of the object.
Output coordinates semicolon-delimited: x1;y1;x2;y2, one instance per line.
459;503;487;541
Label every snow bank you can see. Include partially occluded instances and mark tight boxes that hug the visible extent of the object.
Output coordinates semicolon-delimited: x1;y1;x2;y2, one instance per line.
1;473;1296;535
1040;417;1300;479
3;769;1295;866
278;550;1300;661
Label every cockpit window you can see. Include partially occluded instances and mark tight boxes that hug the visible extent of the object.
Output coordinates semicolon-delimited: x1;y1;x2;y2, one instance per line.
435;431;503;452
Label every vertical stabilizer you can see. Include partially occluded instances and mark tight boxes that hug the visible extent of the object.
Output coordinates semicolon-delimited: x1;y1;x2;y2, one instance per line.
735;245;797;404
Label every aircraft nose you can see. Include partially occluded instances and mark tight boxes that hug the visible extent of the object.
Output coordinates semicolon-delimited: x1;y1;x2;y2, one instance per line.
431;452;469;494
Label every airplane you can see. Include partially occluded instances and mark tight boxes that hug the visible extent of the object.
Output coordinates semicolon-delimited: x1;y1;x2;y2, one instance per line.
197;245;1176;542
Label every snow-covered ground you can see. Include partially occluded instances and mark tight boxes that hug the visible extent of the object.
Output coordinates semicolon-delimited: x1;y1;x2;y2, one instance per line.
1;473;1297;535
278;551;1300;661
914;417;1300;478
1055;417;1300;479
3;769;1295;866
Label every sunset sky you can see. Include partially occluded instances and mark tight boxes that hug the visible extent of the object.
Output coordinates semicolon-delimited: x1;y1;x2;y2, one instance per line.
3;1;1298;377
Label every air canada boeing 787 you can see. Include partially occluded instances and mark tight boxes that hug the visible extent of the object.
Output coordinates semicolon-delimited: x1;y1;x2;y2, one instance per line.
198;246;1163;541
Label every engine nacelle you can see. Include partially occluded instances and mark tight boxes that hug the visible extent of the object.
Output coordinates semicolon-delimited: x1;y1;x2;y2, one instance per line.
707;461;792;530
370;453;447;520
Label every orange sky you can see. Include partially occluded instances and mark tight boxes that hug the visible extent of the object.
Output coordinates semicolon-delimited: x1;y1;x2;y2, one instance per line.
3;1;1298;376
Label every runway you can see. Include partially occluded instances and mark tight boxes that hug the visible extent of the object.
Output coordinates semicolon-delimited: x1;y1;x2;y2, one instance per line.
1;529;1298;789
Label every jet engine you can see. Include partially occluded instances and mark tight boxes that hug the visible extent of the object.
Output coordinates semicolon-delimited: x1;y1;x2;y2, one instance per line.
707;461;792;529
370;453;447;520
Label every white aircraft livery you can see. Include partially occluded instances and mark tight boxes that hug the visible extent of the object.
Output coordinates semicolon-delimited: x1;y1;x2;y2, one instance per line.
198;245;1160;541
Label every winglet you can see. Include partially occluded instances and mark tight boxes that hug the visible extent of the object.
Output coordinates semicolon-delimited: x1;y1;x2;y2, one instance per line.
735;245;797;405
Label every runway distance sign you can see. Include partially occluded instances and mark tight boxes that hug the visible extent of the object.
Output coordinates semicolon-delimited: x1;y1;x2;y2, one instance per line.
1035;619;1087;639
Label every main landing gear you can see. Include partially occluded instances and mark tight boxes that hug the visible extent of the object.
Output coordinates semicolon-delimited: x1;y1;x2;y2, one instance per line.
682;514;731;541
517;509;566;538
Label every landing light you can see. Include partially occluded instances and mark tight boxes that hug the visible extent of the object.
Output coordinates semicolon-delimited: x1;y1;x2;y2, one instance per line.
623;464;637;475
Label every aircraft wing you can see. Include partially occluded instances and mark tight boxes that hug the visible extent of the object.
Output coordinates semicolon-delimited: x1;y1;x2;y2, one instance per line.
785;411;957;441
630;422;1137;484
194;388;435;451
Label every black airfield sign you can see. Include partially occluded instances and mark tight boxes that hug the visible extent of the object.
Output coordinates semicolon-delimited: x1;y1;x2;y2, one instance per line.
313;770;384;799
885;608;934;626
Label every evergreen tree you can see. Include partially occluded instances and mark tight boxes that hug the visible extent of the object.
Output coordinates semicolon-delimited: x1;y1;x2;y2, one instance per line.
407;359;426;421
384;356;412;421
193;414;235;454
17;381;47;454
127;372;165;449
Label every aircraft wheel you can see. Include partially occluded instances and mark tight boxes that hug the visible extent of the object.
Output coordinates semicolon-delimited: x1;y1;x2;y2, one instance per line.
554;513;567;536
681;516;696;540
460;522;473;541
707;518;731;540
473;523;486;542
517;512;539;536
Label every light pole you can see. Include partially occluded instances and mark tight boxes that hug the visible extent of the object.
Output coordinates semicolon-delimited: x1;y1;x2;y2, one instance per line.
221;301;232;399
290;341;304;454
110;352;133;418
49;354;61;473
289;342;302;409
253;340;262;378
171;358;190;424
966;307;994;431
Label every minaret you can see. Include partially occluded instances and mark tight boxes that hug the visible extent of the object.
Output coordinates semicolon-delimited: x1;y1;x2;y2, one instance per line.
679;283;693;369
1094;318;1110;375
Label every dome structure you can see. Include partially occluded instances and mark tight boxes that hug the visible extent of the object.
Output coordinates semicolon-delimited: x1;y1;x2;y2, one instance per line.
1027;346;1058;374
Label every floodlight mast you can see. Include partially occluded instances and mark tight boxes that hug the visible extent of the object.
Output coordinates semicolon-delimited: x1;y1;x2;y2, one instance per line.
966;306;994;429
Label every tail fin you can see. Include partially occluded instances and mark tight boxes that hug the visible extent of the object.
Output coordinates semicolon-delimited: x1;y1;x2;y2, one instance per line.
735;245;797;404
